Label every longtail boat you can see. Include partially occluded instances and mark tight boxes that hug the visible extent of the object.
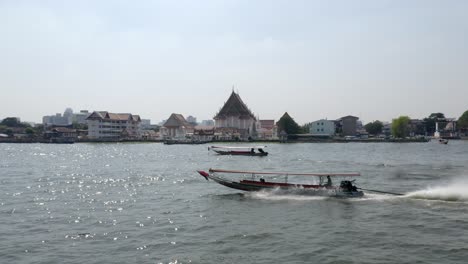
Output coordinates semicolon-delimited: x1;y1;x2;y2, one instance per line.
209;146;268;156
438;139;448;144
197;168;364;197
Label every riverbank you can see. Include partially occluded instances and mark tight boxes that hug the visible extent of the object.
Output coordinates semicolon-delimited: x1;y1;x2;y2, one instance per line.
0;137;439;144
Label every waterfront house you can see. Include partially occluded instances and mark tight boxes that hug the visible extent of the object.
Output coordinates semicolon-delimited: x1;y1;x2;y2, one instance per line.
256;119;277;140
338;115;359;137
86;111;142;139
44;127;77;143
357;130;369;139
193;126;215;142
141;130;160;141
214;91;257;140
160;113;194;140
309;119;335;137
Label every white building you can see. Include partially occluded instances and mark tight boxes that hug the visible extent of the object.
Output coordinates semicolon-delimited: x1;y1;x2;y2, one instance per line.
86;111;142;139
310;119;335;137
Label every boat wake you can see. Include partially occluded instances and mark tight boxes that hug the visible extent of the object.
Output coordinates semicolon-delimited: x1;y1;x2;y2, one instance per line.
405;180;468;202
249;191;328;201
247;188;330;201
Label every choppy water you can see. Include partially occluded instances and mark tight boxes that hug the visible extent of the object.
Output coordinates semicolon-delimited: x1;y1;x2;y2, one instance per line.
1;141;468;264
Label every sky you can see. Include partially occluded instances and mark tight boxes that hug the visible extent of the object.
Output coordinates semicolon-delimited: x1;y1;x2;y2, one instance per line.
1;0;467;125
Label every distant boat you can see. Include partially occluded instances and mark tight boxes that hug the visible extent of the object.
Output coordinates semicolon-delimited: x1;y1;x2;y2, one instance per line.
197;168;363;197
209;145;268;156
438;139;448;144
164;139;209;145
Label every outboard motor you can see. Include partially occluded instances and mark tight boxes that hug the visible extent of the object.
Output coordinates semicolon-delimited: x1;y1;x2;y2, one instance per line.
340;180;354;192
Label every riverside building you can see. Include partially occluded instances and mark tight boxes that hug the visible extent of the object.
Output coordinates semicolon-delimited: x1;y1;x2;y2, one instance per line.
86;111;142;139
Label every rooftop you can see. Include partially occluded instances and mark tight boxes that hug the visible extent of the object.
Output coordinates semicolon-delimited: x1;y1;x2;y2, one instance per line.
214;91;255;120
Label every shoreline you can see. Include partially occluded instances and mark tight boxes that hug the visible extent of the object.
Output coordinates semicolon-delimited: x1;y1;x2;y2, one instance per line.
1;138;458;144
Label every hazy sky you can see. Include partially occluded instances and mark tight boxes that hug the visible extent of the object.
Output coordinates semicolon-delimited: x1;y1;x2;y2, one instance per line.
1;0;467;124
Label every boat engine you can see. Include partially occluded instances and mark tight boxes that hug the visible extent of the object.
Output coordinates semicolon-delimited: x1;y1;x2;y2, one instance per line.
340;180;357;192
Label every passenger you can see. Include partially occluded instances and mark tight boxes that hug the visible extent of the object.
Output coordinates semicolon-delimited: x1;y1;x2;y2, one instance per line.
325;175;332;187
250;148;255;154
258;148;265;153
260;178;265;183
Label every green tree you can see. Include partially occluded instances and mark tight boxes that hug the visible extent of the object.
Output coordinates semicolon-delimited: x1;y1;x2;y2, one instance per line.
1;117;22;127
391;116;410;138
423;113;445;134
300;122;312;134
72;122;88;130
364;120;383;135
276;112;301;135
25;127;35;136
34;124;44;132
458;110;468;129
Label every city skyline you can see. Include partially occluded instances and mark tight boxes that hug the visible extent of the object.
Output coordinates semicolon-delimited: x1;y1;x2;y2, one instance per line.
1;1;467;124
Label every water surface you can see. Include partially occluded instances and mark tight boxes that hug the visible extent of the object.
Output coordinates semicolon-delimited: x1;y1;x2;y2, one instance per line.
1;141;467;264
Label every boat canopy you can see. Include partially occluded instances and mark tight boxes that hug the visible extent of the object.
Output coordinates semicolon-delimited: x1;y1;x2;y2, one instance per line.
209;168;360;177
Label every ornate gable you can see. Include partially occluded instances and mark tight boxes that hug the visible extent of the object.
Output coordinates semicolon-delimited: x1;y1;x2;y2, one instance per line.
214;91;255;120
86;111;105;120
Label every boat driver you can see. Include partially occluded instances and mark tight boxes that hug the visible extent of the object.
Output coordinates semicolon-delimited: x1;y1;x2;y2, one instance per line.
325;175;332;187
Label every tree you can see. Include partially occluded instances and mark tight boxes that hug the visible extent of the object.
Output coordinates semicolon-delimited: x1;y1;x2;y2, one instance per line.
276;112;301;135
25;127;35;136
364;120;383;135
300;122;312;134
391;116;410;138
458;110;468;129
1;117;22;127
423;112;445;134
72;122;88;130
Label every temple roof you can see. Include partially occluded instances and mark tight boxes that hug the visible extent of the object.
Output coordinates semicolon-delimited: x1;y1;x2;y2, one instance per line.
214;91;255;120
163;113;193;128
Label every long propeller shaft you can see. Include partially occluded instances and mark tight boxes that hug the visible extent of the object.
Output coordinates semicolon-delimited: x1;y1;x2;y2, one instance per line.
358;188;404;196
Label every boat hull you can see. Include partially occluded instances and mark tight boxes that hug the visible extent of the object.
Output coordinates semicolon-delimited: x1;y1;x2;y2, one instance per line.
198;171;363;197
213;150;268;156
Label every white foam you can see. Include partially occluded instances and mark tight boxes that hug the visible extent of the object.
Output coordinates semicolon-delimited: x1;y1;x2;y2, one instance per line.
356;192;400;201
247;189;328;201
405;181;468;202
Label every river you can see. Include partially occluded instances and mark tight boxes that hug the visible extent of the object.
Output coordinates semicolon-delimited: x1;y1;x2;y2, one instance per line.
1;141;467;264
